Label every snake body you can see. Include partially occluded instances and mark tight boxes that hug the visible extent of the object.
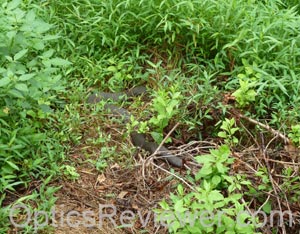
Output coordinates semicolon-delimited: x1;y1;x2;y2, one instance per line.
87;87;183;167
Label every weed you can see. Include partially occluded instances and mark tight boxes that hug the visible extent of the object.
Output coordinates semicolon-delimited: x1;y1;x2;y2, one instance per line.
155;145;257;233
288;124;300;147
149;85;182;143
0;1;68;231
61;165;80;181
217;118;240;147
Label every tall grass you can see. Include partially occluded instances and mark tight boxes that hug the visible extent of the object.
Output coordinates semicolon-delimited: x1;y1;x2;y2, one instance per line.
43;0;300;127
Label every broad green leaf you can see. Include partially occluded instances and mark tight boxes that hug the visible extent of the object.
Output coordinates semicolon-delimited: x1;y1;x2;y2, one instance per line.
159;200;170;210
177;184;184;196
114;72;122;79
262;201;272;214
42;49;54;58
150;131;163;143
174;199;186;213
218;132;227;138
25;10;36;22
203;180;211;191
8;89;24;98
219;145;230;154
26;110;36;118
49;58;72;66
43;35;60;41
199;164;212;176
15;83;28;92
106;66;117;72
19;73;35;81
34;21;52;34
7;0;21;10
6;161;19;171
33;40;45;50
14;49;28;61
212;175;221;185
209;190;224;201
187;225;203;233
195;155;214;164
170;221;181;233
0;77;10;87
216;162;226;173
5;56;12;62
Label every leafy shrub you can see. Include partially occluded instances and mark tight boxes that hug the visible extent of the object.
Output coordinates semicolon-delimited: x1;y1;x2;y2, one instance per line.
288;124;300;146
149;85;182;143
155;145;256;233
217;118;240;147
0;1;68;230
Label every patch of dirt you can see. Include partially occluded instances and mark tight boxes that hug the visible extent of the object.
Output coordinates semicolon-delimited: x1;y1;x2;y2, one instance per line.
51;123;216;234
53;157;181;233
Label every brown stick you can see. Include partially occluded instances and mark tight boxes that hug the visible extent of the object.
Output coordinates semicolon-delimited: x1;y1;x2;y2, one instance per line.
232;110;291;144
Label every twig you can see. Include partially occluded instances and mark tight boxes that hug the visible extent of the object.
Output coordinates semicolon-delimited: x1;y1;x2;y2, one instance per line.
142;123;180;179
239;120;261;150
152;122;180;156
260;136;287;234
232;110;291;144
257;194;271;214
267;159;300;165
150;161;196;191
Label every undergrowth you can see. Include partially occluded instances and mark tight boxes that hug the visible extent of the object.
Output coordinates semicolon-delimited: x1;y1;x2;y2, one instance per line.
1;0;300;233
0;0;68;232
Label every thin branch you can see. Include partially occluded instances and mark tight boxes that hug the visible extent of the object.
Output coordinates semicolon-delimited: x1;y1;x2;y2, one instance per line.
150;161;196;191
232;110;291;144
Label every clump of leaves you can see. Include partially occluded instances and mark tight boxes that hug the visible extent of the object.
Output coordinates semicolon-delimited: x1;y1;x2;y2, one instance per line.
149;85;182;143
0;1;68;231
288;124;300;147
155;145;256;233
6;176;60;233
217;118;240;147
61;165;80;180
232;60;259;108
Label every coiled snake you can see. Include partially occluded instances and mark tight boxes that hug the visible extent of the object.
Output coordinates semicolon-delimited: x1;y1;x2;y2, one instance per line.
87;86;183;167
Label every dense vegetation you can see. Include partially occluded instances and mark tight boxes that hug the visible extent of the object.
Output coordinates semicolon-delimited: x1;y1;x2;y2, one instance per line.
1;0;300;233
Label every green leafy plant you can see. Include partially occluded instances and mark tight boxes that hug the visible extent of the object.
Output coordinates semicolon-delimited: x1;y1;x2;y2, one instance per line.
195;145;234;188
288;124;300;147
104;58;135;92
232;78;257;108
95;146;117;172
0;0;67;192
3;176;59;233
155;145;256;233
232;60;259;108
217;118;240;147
61;165;80;181
0;0;70;216
148;86;182;143
0;1;68;231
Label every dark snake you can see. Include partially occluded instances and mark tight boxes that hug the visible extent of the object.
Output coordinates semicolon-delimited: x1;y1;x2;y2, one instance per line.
87;86;183;167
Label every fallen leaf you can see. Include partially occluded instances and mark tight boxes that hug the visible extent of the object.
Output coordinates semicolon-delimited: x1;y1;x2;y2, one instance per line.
117;191;128;199
95;174;106;186
110;163;120;170
285;143;300;161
